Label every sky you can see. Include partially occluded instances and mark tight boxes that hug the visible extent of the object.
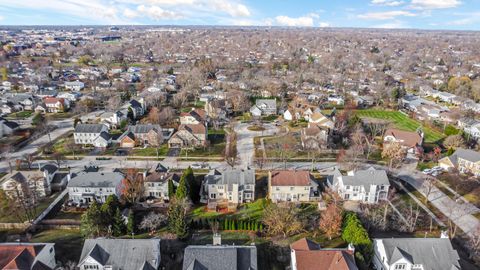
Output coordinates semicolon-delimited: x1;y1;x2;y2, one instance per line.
0;0;479;30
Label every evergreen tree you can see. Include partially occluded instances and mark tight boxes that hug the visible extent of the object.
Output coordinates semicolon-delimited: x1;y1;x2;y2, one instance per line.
247;221;251;231
112;208;126;236
239;220;244;230
253;222;258;231
101;195;120;226
168;179;175;198
176;173;188;200
224;219;229;230
259;223;263;232
184;167;198;202
127;211;135;236
80;201;103;237
167;199;189;239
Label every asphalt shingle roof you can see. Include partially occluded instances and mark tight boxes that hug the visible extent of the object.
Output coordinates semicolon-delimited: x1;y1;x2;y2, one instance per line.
67;172;124;188
182;245;257;270
378;238;460;270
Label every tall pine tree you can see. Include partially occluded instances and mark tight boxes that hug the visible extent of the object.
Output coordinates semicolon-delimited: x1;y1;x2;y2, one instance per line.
112;208;126;236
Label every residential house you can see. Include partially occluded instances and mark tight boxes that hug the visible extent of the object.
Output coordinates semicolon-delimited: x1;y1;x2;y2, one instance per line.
182;234;257;270
205;99;230;124
268;170;320;203
99;110;126;129
0;243;56;270
43;97;70;113
64;80;84;91
144;164;180;202
439;148;480;176
74;124;111;148
250;99;277;117
0;167;61;203
124;98;145;119
383;128;423;154
67;171;124;206
458;118;480;141
327;94;345;105
301;124;329;150
290;238;357;270
373;236;460;270
78;239;161;270
309;112;335;129
119;124;163;148
0;117;19;137
180;108;207;125
168;124;208;148
57;91;81;102
328;167;390;203
200;169;255;211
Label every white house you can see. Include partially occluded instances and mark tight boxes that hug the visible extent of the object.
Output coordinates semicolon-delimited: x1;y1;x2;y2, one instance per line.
200;169;255;211
64;80;85;91
328;167;390;203
373;235;460;270
67;171;124;206
99;111;126;129
283;109;294;121
74;124;111;147
250;99;277;117
268;170;320;203
144;164;180;202
78;239;161;270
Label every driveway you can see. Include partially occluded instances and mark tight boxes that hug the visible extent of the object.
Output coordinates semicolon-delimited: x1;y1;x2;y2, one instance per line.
233;122;278;168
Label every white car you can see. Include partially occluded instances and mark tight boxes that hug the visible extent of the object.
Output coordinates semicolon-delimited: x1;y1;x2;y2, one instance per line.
431;166;444;172
422;169;432;175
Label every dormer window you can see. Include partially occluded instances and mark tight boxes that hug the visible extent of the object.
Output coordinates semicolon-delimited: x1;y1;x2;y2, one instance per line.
394;264;406;270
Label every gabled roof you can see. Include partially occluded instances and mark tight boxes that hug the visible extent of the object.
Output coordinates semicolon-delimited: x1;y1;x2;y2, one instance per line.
67;172;124;188
0;243;55;270
182;245;257;270
445;148;480;165
290;238;321;251
74;124;106;133
340;167;389;191
205;169;255;188
384;128;422;147
290;238;357;270
179;124;206;135
378;238;461;270
127;124;161;134
270;170;312;186
79;239;160;270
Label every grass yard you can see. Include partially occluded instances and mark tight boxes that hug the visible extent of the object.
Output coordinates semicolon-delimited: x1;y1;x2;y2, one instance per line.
31;229;84;264
190;198;268;221
6;110;33;119
131;144;169;156
354;110;445;143
0;192;60;223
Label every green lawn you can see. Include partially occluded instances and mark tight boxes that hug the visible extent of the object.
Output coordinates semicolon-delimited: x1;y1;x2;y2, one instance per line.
6;111;33;119
131;144;169;156
355;110;445;143
31;229;84;264
190;198;268;221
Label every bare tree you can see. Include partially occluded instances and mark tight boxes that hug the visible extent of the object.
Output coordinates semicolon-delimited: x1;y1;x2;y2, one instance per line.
318;203;342;240
225;131;238;168
139;212;167;235
382;142;406;169
262;203;304;238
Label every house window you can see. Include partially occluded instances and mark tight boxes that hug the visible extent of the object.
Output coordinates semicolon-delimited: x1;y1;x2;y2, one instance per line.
290;187;294;191
210;193;216;199
276;187;280;191
218;185;224;189
346;185;350;190
394;264;406;270
84;265;99;270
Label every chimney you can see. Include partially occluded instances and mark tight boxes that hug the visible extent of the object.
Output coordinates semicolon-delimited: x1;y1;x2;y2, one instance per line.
348;243;355;253
213;233;221;246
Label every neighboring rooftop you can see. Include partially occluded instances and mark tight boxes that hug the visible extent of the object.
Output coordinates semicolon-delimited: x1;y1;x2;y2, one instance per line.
182;245;257;270
270;170;312;186
67;172;124;188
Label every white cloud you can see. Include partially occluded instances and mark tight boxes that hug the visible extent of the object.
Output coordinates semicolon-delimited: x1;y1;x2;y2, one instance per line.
447;12;480;25
275;15;314;27
410;0;461;9
371;0;405;7
122;8;138;19
358;10;416;20
374;20;408;28
137;5;183;20
319;22;330;27
209;0;250;17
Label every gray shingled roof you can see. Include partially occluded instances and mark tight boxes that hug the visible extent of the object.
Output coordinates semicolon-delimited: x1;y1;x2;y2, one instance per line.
341;167;389;191
128;124;161;134
378;238;460;270
449;148;480;164
79;239;160;270
74;124;106;133
67;172;124;188
182;245;257;270
205;169;255;191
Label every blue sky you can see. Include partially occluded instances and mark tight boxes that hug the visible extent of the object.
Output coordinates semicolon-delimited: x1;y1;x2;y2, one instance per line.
0;0;479;30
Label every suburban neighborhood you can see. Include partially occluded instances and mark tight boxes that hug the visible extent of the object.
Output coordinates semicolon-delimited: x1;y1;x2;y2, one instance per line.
1;8;480;270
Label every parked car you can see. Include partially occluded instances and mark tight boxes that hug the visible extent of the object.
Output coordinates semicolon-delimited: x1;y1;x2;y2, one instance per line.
422;169;432;175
